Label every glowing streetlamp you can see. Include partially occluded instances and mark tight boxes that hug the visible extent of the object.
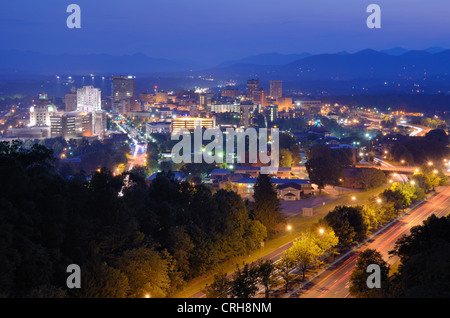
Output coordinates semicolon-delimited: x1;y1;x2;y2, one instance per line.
286;225;292;231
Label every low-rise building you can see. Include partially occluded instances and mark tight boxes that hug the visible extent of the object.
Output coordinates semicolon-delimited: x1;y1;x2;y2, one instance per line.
231;177;312;200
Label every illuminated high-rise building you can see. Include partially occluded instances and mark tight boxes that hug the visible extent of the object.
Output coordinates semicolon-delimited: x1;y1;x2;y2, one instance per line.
77;86;101;113
111;75;136;102
65;87;78;112
270;80;282;100
246;79;259;100
266;104;278;123
240;101;256;129
29;94;57;127
253;89;268;107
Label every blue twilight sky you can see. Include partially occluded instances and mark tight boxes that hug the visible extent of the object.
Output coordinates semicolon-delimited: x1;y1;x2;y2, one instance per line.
1;0;450;65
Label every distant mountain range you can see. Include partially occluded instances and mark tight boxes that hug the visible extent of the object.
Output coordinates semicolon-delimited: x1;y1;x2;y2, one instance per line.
205;47;450;80
2;47;450;96
217;52;312;67
1;47;448;77
0;50;203;76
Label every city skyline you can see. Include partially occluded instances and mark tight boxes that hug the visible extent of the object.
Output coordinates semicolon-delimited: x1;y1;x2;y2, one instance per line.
1;0;450;304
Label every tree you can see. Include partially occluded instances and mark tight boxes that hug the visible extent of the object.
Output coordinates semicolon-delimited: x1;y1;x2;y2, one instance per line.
146;141;160;173
230;263;259;298
349;249;390;298
425;129;449;148
77;262;130;298
355;168;386;190
389;215;450;297
307;220;339;260
290;235;323;281
114;247;173;298
252;173;284;237
305;145;345;194
381;188;409;214
277;249;296;293
205;273;230;298
324;205;368;250
256;259;279;298
279;148;294;167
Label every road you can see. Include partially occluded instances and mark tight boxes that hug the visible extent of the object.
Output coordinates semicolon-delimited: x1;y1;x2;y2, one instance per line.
373;157;409;183
293;185;450;298
359;114;430;137
115;121;148;171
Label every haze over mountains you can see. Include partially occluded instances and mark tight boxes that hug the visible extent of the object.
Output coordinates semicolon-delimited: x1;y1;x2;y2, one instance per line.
0;47;448;77
207;47;450;81
2;47;450;97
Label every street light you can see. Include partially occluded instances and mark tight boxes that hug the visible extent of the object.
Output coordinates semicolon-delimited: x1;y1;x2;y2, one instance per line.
286;225;292;231
318;228;324;235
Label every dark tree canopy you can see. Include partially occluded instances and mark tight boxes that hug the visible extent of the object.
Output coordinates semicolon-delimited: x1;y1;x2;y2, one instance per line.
251;173;284;237
0;141;267;298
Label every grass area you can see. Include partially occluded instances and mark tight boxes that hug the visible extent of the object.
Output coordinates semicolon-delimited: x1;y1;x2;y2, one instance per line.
172;184;387;298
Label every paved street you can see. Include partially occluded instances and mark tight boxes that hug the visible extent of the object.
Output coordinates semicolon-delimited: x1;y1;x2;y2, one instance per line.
292;186;450;298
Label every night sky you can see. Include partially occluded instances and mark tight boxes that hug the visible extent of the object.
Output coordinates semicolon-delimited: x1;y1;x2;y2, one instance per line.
1;0;450;65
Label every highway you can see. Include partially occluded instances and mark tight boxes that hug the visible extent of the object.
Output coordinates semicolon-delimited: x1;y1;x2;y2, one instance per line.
292;185;450;298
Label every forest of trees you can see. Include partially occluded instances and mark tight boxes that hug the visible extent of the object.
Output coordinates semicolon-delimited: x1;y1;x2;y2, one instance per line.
0;141;269;298
389;129;449;165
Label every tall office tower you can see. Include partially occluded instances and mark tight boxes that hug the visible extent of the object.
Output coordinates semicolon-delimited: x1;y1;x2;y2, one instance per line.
240;101;255;129
77;86;101;113
111;75;136;102
92;111;107;136
253;89;268;108
50;113;80;139
65;87;78;112
198;93;213;108
246;78;259;100
270;80;282;100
